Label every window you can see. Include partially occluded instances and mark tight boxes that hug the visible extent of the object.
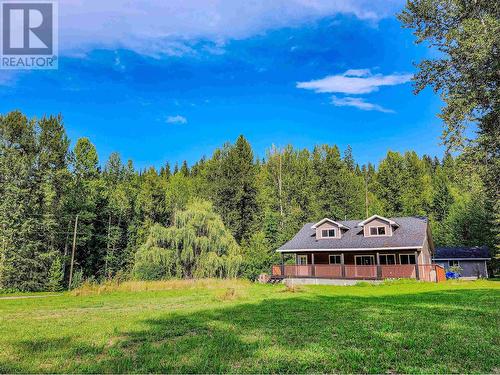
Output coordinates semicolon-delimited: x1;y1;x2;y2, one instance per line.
369;226;386;236
321;228;336;238
380;254;396;265
449;260;460;267
355;255;375;265
329;255;341;264
297;255;307;265
400;254;416;265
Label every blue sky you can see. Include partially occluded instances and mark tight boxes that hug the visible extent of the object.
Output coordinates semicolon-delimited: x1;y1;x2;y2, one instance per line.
0;0;444;169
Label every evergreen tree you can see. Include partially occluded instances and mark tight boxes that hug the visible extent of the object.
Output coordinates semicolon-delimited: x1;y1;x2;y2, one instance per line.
437;175;491;247
135;167;168;245
0;109;495;287
160;162;171;179
376;151;406;216
180;160;189;177
241;231;277;280
47;256;64;292
207;136;258;243
343;145;355;171
67;138;102;278
259;145;316;248
431;168;454;222
401;151;433;216
0;112;48;291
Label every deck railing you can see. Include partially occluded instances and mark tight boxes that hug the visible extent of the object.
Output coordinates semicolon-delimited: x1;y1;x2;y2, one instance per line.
272;264;445;281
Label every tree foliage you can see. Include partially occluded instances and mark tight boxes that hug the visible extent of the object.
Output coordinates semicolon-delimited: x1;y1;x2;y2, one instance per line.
399;0;499;261
0;110;496;290
133;200;242;279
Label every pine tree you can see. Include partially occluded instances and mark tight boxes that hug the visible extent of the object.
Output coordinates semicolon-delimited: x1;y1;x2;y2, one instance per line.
401;151;433;216
343;145;355;171
47;256;64;292
0;112;52;291
66;138;102;278
160;162;171;179
259;145;316;248
180;160;189;177
207;135;258;243
376;151;406;216
431;168;454;222
312;145;364;220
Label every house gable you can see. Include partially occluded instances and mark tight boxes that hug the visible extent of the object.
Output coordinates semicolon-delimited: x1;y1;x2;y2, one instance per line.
358;215;399;237
315;221;342;239
311;218;349;240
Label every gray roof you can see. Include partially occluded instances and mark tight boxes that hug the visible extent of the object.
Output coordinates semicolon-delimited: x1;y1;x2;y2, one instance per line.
277;216;428;252
434;246;490;259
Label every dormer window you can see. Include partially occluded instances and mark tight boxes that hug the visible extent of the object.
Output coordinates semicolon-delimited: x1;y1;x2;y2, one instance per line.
322;229;336;238
358;215;398;237
311;218;349;240
370;226;386;236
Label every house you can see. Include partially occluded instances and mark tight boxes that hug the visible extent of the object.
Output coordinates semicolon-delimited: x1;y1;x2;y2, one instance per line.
272;215;446;283
433;246;490;279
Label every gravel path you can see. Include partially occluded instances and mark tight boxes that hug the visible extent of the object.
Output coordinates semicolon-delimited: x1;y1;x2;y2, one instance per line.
0;294;62;300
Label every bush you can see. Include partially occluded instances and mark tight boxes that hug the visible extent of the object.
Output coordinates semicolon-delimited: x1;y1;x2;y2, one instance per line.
446;264;463;279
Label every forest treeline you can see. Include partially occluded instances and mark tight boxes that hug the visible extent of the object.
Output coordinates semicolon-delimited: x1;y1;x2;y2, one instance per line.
0;110;496;291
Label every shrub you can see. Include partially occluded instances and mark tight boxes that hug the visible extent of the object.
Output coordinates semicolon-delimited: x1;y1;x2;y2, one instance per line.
449;264;463;275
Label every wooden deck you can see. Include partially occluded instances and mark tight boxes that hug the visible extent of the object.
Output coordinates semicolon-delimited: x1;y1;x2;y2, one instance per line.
272;264;446;282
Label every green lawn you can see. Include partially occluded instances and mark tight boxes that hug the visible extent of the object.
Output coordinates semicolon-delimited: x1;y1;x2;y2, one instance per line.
0;279;499;373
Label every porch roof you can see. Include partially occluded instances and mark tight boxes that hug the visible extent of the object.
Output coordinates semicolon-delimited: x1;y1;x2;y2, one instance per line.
277;216;427;253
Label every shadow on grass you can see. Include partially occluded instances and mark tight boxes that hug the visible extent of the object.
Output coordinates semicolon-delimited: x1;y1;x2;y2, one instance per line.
3;288;499;373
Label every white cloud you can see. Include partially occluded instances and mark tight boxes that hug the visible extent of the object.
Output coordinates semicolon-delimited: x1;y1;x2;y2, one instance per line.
331;96;394;113
59;0;403;56
166;115;188;124
296;69;412;94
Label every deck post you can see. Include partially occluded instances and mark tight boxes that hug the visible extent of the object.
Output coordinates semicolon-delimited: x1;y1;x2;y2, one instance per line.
280;253;284;277
341;253;345;279
311;253;315;277
376;252;381;280
414;251;420;280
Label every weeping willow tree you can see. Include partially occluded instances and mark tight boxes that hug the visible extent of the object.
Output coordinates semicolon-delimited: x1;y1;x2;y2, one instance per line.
133;200;242;279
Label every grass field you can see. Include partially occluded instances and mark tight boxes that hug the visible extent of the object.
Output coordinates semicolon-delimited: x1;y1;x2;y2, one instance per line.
0;279;499;373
